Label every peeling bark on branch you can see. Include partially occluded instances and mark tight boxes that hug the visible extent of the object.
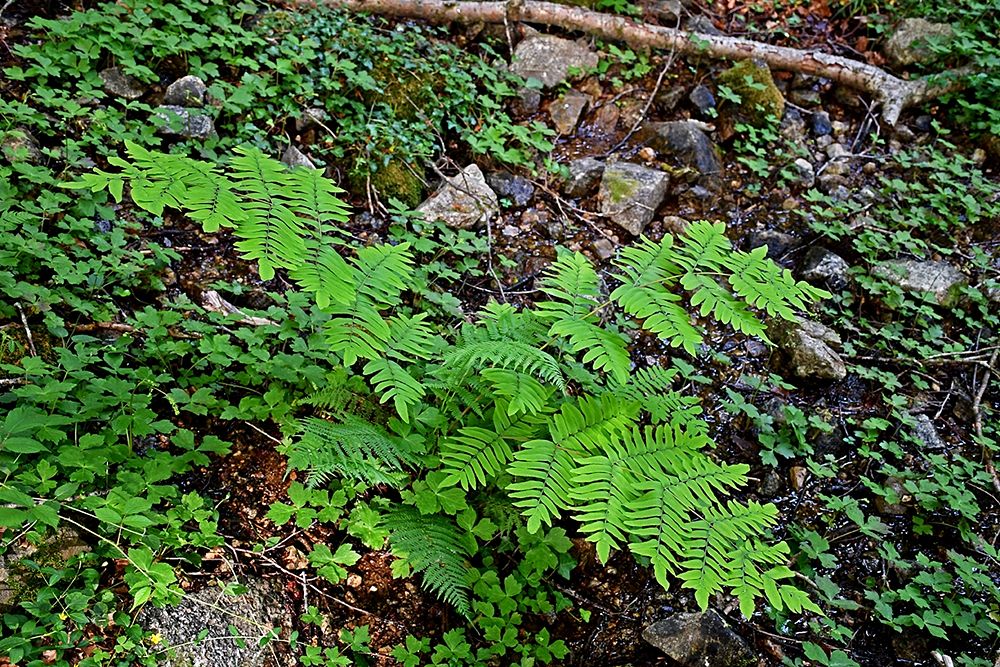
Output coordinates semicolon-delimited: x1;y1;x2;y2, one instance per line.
304;0;969;125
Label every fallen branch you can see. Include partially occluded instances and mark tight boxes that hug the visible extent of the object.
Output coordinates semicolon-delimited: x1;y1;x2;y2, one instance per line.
307;0;971;125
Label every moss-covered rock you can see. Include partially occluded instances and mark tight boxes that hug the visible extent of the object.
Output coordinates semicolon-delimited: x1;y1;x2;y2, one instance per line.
1;528;90;610
717;59;785;135
350;159;425;209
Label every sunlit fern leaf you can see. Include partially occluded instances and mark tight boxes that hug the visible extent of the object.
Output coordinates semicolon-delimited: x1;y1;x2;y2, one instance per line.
284;415;417;488
481;368;552;416
682;272;767;340
723;245;829;320
548;394;639;455
440;407;546;490
363;357;424;422
0;210;33;228
571;447;633;562
547;318;631;386
506;438;575;534
679;500;781;610
352;242;414;308
383;505;473;616
325;305;391;367
386;313;443;363
229;146;306;280
440;338;566;392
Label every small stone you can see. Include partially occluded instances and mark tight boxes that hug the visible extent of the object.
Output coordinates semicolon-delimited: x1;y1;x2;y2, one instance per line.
909;413;945;450
769;318;847;381
781;197;799;210
416;164;499;230
563;157;604;197
655;85;687;112
643;610;756;667
789;158;815;188
487;171;535;207
593;237;615;260
789;466;807;491
501;224;519;237
510;34;599;89
971;148;986;165
760;470;783;497
99;67;145;100
801;246;850;290
638;120;722;189
831;120;851;142
549;90;590;135
811;111;833;137
281;145;315;169
780;108;807;144
788;89;822;107
884;18;953;67
717;60;784;138
296;107;329;132
637;146;657;162
874;477;911;515
662;215;689;236
598;162;670;236
748;229;798;260
347;574;363;589
154;105;215;139
863;161;878;175
163;75;207;107
872;259;967;307
688;84;716;114
646;0;683;22
824;161;849;177
825;142;850;160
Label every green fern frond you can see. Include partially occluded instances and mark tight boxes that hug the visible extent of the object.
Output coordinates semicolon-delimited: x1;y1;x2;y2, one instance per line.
229;146;307;280
325;305;391;366
385;313;443;363
481;368;552;416
384;506;473;616
440;408;546;491
548;394;639;455
571;448;633;563
506;438;575;534
615;367;703;426
352;242;414;308
284;415;417;487
362;357;425;422
723;245;827;320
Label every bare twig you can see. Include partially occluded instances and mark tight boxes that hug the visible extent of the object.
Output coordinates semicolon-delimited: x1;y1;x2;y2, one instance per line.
15;304;37;357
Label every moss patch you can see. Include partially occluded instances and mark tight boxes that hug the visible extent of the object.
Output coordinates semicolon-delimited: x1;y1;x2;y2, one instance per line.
350;159;426;209
717;60;785;128
603;170;640;204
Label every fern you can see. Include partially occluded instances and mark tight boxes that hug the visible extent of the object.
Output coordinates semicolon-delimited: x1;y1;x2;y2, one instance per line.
615;366;703;427
383;506;473;616
284;415;418;488
537;252;631;386
440;407;546;491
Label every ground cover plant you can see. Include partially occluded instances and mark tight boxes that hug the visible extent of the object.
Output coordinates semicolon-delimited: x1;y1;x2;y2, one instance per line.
0;0;998;665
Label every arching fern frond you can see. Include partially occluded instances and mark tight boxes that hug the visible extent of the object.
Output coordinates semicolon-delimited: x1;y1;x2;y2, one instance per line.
383;506;473;616
506;438;575;534
615;366;703;426
440;407;546;491
284;415;418;488
362;357;424;423
481;368;552;416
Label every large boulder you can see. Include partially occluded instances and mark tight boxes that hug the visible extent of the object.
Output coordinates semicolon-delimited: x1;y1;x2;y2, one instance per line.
416;164;499;229
139;578;293;667
638;120;722;189
643;610;756;667
769;318;847;381
510;34;599;89
154;105;215;139
872;259;967;307
884;18;953;67
163;75;208;107
598;162;669;235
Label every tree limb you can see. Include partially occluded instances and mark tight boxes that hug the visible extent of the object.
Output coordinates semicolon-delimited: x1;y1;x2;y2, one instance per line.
305;0;971;125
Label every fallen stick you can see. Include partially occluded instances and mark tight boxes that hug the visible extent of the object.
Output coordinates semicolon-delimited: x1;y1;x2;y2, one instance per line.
306;0;970;125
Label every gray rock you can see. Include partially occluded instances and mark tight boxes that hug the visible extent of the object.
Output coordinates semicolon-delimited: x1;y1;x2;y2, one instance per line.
748;229;798;260
296;107;329;132
510;34;598;89
688;84;715;114
598;162;670;236
655;85;687;112
563;157;605;197
685;14;722;36
646;0;683;22
154;105;215;139
513;87;542;115
643;610;755;667
826;142;850;160
1;528;89;609
639;120;722;188
789;158;815;188
549;91;590;135
593;237;616;260
811;111;833;137
872;260;967;307
788;89;822;107
139;578;292;667
780;108;807;144
99;67;145;100
874;477;911;515
1;128;42;164
163;75;207;107
417;164;499;229
801;246;849;290
770;318;847;381
884;18;953;67
487;171;535;207
909;413;945;450
281;145;315;169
